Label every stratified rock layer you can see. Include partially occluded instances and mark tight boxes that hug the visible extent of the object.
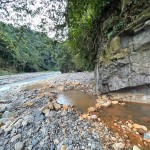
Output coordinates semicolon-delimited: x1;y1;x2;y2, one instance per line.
96;20;150;101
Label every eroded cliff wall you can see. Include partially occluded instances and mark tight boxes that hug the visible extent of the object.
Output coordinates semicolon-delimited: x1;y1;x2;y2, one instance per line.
95;0;150;94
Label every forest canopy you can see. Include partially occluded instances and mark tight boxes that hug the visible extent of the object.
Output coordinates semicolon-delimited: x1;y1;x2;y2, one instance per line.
0;0;114;74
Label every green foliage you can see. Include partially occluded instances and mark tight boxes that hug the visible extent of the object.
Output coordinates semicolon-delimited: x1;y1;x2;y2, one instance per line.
0;22;59;73
56;42;75;73
65;0;113;71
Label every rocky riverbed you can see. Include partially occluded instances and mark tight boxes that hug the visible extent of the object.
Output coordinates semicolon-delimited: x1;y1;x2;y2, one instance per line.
0;72;149;150
0;72;60;85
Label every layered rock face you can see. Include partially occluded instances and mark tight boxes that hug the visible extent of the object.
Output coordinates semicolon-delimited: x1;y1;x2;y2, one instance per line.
96;21;150;94
95;0;150;93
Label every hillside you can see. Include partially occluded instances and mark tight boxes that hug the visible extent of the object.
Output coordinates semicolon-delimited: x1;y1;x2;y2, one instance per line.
0;23;59;74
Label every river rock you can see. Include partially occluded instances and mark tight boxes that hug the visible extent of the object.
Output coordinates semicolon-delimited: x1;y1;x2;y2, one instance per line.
0;146;4;150
91;142;96;149
48;102;54;110
60;145;66;150
14;142;24;150
95;103;101;109
53;102;61;110
24;101;34;107
57;86;64;92
0;104;12;112
111;137;117;142
137;128;146;135
66;145;73;150
62;105;69;111
88;107;96;113
11;134;21;142
41;127;48;137
127;123;133;128
14;119;23;128
4;126;12;132
112;101;119;104
39;92;45;99
90;115;97;120
80;114;88;120
0;118;7;124
143;132;150;142
32;139;39;146
34;110;44;121
133;124;147;132
113;142;125;149
24;115;34;123
133;145;141;150
61;110;67;116
97;99;111;107
22;121;27;127
2;111;16;118
42;109;50;117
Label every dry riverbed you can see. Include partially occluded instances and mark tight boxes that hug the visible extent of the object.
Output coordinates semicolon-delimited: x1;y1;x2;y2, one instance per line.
0;72;150;150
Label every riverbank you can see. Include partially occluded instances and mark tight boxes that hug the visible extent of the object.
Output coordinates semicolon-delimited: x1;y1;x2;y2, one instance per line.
0;72;61;86
0;72;149;149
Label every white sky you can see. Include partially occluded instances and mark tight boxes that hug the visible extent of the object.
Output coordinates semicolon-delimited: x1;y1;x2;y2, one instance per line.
0;0;67;39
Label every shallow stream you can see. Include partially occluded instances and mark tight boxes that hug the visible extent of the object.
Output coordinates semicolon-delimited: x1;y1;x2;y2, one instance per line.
56;90;150;129
26;83;150;129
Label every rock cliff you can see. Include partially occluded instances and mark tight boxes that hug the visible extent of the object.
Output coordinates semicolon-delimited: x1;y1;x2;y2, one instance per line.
95;1;150;95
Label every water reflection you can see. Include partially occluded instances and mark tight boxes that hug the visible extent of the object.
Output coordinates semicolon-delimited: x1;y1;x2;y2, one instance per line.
56;90;97;112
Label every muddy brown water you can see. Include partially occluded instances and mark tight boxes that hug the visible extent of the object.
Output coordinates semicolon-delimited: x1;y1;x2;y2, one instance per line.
98;102;150;129
56;90;97;112
57;90;150;129
26;84;150;129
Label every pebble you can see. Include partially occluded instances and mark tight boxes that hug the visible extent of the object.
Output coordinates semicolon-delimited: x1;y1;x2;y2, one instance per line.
4;126;12;132
112;101;119;104
0;118;7;124
2;111;16;118
133;145;141;150
24;115;34;123
14;142;24;150
128;123;133;128
22;121;28;127
24;101;34;107
66;145;73;150
0;146;4;150
91;142;96;149
137;128;146;135
143;132;150;142
28;145;33;150
54;139;59;144
111;137;117;142
114;142;125;149
34;110;44;121
11;134;21;142
61;111;67;116
43;109;50;116
4;139;9;144
41;127;48;137
90;115;97;120
50;144;55;150
61;145;66;150
32;139;39;146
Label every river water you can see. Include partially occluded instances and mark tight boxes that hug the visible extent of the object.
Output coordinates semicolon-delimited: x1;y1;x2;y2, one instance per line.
56;90;150;129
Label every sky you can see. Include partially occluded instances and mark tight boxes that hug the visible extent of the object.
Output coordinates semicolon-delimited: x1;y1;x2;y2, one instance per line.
0;0;67;39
